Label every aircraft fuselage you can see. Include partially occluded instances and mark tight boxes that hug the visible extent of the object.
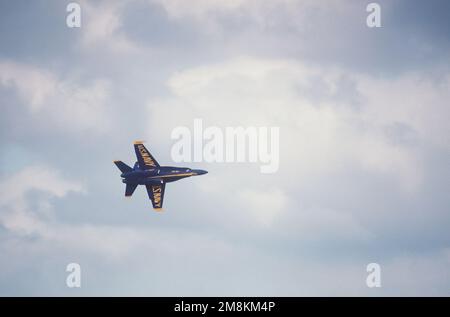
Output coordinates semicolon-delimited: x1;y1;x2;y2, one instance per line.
114;141;207;210
121;166;207;185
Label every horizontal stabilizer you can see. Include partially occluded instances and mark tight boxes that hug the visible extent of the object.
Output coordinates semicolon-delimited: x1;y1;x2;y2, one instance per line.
125;183;138;197
114;160;132;173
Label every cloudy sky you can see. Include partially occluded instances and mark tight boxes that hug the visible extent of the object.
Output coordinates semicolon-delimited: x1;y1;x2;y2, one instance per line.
0;0;449;296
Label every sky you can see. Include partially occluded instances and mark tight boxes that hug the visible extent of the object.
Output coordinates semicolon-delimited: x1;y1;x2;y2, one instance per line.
0;0;449;296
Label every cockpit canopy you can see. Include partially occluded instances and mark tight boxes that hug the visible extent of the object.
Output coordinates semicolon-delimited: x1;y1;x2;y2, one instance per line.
170;168;191;173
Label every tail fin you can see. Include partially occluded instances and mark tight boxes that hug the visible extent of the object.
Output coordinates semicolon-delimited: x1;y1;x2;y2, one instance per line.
114;160;132;173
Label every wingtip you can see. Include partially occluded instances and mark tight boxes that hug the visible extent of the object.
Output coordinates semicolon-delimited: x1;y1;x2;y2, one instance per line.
154;208;164;212
133;140;145;145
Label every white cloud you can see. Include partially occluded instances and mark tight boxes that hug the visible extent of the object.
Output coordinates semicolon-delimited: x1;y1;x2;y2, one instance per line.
381;250;450;296
152;0;248;18
0;61;112;133
150;0;350;27
193;168;373;241
78;0;139;54
0;166;84;235
357;72;450;150
238;187;288;227
0;165;444;295
142;56;450;246
0;61;55;110
0;163;447;296
0;166;236;261
148;57;449;193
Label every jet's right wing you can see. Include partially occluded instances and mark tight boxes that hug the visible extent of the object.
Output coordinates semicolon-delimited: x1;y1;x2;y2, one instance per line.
134;141;160;170
145;182;165;211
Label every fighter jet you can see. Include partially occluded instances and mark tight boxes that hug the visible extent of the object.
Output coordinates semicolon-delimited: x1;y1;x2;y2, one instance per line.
114;141;207;211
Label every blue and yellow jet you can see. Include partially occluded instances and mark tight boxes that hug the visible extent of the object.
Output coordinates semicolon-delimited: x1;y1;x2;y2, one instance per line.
114;141;207;211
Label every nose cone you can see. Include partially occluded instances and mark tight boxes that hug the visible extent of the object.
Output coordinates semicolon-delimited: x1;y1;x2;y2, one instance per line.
194;169;208;175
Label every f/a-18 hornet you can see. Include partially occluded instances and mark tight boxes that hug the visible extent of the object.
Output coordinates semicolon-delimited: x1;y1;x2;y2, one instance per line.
114;141;207;211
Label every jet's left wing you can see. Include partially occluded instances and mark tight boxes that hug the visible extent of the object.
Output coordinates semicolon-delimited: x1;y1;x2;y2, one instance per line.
145;182;165;211
134;141;160;170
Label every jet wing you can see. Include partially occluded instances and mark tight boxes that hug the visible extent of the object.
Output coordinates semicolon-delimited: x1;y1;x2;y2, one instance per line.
134;141;160;170
145;183;165;211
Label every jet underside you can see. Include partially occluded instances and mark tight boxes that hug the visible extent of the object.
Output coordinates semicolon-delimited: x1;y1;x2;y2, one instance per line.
114;141;207;211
